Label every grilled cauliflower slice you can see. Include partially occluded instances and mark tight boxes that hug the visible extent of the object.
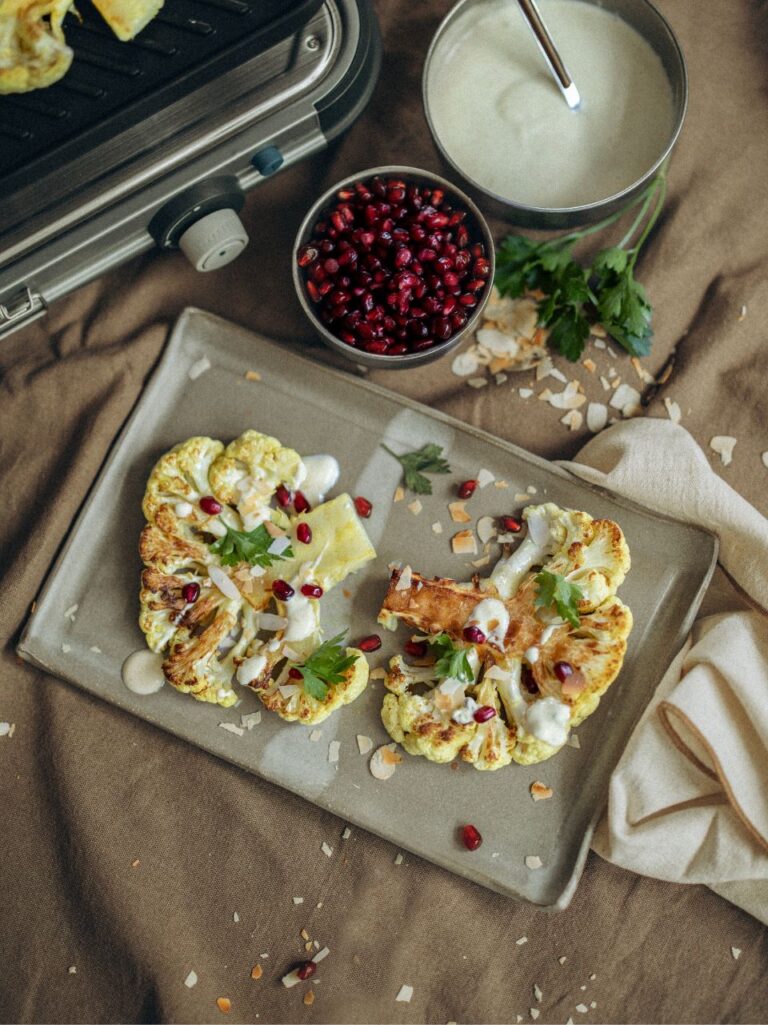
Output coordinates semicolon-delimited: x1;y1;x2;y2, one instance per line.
259;647;368;725
378;501;633;767
139;432;375;713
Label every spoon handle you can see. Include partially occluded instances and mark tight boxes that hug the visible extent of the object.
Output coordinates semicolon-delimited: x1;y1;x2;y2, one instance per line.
517;0;581;109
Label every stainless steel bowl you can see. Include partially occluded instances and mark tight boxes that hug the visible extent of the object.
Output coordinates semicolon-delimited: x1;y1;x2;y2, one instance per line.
423;0;688;230
292;165;495;369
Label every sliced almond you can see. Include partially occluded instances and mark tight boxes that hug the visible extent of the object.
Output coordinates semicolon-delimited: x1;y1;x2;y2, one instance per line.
448;501;472;524
370;743;402;780
451;529;478;556
530;781;553;801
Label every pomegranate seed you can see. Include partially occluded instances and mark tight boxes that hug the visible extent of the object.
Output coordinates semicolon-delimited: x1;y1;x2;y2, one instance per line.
404;640;428;659
463;625;486;644
297;245;318;267
466;278;486;293
306;280;321;303
297;962;316;981
288;667;303;680
461;824;483;851
182;582;200;604
296;522;312;544
554;660;574;683
433;317;452;340
354;495;373;518
459;293;478;307
323;257;339;275
337;188;355;201
199;496;222;515
473;705;497;724
358;634;382;652
272;580;295;601
293;491;311;514
301;584;324;599
522;665;539;694
500;515;522;533
458;479;477;499
275;484;292;508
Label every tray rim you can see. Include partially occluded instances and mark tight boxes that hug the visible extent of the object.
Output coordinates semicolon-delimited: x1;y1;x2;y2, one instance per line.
16;305;720;910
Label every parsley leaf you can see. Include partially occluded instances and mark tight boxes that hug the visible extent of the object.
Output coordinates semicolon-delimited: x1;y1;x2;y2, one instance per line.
591;249;653;357
209;523;294;568
534;571;584;629
429;632;474;683
382;443;451;495
291;632;358;701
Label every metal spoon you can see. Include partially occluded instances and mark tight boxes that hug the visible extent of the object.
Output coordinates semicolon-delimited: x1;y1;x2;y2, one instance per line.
517;0;581;110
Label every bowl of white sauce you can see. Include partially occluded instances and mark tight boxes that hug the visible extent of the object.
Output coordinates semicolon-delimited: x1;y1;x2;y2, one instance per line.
423;0;687;228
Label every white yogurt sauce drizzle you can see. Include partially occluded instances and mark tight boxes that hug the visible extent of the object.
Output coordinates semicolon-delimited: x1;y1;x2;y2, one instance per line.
122;650;166;695
237;652;267;686
465;597;509;648
298;454;340;507
489;507;559;598
174;501;193;518
427;0;675;208
486;661;571;747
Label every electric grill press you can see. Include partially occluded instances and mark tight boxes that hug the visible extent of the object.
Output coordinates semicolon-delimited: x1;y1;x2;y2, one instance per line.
0;0;380;340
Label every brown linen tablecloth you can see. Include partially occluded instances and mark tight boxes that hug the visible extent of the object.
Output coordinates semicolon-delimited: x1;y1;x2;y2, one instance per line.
1;2;768;1022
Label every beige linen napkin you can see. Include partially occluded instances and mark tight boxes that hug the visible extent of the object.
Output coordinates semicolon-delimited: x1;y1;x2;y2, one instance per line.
559;418;768;924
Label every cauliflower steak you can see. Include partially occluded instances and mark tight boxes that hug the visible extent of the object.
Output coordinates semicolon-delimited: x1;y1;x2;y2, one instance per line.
378;502;632;768
138;430;376;723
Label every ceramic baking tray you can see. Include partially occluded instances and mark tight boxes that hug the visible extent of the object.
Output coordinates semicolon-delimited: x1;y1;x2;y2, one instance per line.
18;308;718;909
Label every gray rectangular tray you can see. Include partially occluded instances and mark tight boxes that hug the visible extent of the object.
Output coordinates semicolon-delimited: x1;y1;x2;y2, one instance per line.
18;308;718;909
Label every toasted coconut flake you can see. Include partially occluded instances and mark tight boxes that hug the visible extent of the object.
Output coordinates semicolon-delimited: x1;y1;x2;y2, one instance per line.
64;603;78;621
452;349;481;377
631;357;655;384
393;486;405;503
731;946;742;960
451;529;477;556
304;991;315;1007
321;842;333;857
582;358;597;373
476;516;497;544
761;452;768;469
370;667;386;680
370;743;402;780
567;734;581;749
576;1004;588;1014
448;501;472;524
470;555;491;568
244;369;261;381
293;896;304;905
216;997;232;1013
0;722;13;738
495;372;509;385
233;911;240;922
530;1009;540;1020
514;493;529;503
519;388;534;399
328;741;340;764
609;382;642;417
184;970;198;988
62;643;71;653
407;500;423;516
538;388;553;402
342;826;352;840
282;970;301;988
357;734;373;755
710;436;736;466
312;946;330;964
477;467;495;488
309;729;322;742
585;402;608;433
534;984;543;1002
516;936;528;946
664;397;682;424
548;381;587;410
525;855;543;870
494;479;509;489
395;565;413;592
188;356;211;380
589;973;597;981
89;645;102;654
561;409;583;431
478;327;520;357
240;711;261;730
219;722;244;737
394;852;404;865
599;375;611;392
531;781;553;801
395;984;414;1003
131;858;140;868
250;964;263;980
431;521;444;535
558;956;567;965
467;377;488;389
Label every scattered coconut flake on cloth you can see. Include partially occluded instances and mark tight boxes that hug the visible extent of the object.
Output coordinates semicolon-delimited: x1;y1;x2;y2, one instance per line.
395;984;414;1003
609;382;642;417
342;826;352;840
370;743;402;780
188;355;211;380
452;349;480;377
0;723;14;738
516;936;528;946
184;970;198;988
664;397;682;424
292;897;304;905
530;1008;540;1020
321;842;333;858
761;452;768;469
394;852;404;865
731;946;742;960
313;946;330;963
586;402;608;433
710;435;736;466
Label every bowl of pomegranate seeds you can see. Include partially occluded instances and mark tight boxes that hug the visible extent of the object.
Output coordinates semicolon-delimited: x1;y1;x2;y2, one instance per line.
292;166;495;367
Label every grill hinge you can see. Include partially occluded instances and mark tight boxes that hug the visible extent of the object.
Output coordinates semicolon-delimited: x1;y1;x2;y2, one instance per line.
0;285;47;336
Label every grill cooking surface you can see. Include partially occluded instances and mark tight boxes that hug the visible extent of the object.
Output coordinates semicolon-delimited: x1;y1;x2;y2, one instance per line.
0;0;318;183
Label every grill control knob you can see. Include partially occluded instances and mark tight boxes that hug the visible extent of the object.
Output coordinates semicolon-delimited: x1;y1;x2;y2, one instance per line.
178;210;249;272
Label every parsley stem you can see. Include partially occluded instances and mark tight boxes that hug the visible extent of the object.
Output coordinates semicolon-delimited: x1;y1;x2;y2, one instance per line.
627;174;667;270
555;178;658;249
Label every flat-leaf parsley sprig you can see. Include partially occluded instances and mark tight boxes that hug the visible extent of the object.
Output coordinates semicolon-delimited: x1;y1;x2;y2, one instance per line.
382;442;451;495
209;522;294;568
534;570;584;629
429;632;474;683
291;632;358;701
494;172;667;361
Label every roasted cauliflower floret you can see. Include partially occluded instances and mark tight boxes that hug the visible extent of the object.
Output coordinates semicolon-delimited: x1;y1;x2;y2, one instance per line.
0;0;74;94
378;501;633;768
138;431;375;715
259;647;368;725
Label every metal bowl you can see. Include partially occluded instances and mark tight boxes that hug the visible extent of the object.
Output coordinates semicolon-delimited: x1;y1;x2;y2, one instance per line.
423;0;688;230
292;165;495;369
